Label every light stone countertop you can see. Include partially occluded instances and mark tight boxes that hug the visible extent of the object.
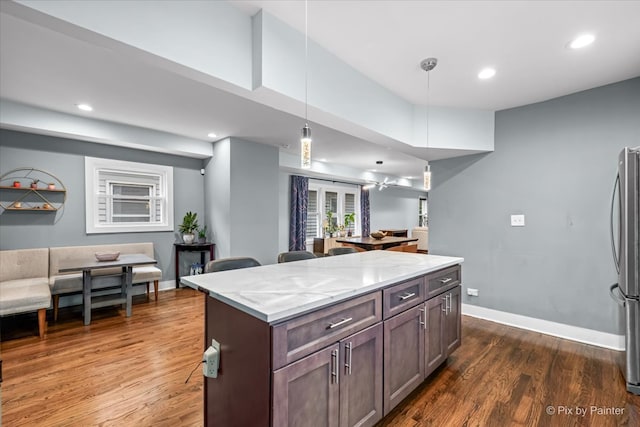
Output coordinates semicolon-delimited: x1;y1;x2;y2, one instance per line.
181;251;463;324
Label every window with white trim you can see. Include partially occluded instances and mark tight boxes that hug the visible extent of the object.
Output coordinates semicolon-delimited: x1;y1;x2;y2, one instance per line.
306;181;360;245
85;157;174;234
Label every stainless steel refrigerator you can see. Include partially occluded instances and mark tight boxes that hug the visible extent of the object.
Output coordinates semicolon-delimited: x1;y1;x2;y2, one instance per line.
610;146;640;395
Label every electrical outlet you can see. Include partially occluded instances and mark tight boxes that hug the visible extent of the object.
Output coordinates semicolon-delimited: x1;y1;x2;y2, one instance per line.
510;214;525;227
203;339;220;378
467;288;479;297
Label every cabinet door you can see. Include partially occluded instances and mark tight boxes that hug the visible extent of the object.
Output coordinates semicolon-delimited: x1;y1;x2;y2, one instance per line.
425;294;446;377
444;286;461;355
340;323;383;427
383;304;425;415
273;344;340;427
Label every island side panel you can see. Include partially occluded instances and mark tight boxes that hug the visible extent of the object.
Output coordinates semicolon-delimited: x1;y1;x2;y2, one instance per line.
205;296;271;427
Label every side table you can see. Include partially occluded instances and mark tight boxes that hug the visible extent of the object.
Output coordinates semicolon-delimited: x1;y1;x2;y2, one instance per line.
174;242;215;288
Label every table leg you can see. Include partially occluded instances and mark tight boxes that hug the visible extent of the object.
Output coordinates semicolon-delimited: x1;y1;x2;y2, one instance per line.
125;266;133;317
175;248;180;288
83;270;91;326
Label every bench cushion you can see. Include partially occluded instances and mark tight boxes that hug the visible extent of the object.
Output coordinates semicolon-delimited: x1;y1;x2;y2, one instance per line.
0;248;49;282
0;278;51;316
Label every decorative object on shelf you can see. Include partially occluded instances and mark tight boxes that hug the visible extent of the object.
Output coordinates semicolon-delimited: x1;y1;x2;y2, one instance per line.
95;251;120;262
198;225;208;243
420;57;438;191
370;231;386;240
179;211;199;244
0;167;67;213
299;0;312;169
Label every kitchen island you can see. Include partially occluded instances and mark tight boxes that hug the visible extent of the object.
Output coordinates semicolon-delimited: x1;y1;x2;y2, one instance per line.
182;251;464;427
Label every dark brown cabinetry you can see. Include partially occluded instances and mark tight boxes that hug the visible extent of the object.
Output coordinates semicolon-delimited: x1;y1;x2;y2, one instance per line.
425;286;461;377
383;304;425;414
273;323;383;427
203;264;461;427
381;266;462;415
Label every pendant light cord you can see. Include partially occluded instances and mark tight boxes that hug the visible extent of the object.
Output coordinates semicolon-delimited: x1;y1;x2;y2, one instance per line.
304;0;308;123
426;67;430;150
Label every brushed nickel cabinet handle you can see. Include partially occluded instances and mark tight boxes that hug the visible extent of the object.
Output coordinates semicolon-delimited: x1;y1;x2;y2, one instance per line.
399;292;416;301
331;349;339;384
439;277;452;284
442;296;447;313
345;342;353;375
419;307;426;329
328;317;353;329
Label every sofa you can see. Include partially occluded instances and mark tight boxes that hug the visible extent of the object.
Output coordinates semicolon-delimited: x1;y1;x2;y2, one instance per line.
0;248;51;338
49;242;161;321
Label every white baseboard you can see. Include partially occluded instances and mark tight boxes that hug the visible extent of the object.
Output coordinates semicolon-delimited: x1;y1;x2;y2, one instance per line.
157;280;177;292
462;303;625;351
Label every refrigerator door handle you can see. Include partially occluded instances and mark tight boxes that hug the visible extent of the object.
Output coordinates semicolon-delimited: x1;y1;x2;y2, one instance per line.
610;283;626;307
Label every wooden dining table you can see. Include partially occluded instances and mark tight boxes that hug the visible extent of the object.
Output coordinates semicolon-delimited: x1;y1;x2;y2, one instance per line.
336;235;418;251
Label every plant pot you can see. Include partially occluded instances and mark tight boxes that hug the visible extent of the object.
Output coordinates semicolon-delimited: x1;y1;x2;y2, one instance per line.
12;181;21;188
31;183;38;189
47;183;56;190
183;233;195;244
198;237;206;243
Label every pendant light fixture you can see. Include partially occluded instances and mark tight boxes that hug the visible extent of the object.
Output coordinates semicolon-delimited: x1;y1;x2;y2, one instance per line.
420;58;437;191
300;0;312;169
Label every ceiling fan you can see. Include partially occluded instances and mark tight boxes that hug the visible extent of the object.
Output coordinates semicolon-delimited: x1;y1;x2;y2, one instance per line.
363;177;397;191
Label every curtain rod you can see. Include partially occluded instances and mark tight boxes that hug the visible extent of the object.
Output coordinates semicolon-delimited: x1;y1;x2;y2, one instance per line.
307;176;362;187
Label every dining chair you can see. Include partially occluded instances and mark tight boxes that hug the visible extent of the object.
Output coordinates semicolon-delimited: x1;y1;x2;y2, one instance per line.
204;257;261;273
277;251;317;263
327;247;358;256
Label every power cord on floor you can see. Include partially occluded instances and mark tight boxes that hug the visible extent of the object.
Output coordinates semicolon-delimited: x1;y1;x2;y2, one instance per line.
185;359;204;384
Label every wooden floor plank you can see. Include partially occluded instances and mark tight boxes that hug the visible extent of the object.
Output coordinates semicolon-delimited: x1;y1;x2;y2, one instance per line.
2;289;638;426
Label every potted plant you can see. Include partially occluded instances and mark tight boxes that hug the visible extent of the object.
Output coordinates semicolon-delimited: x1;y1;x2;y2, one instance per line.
12;180;21;188
325;212;338;237
344;212;356;236
197;225;208;243
179;211;199;244
30;179;39;189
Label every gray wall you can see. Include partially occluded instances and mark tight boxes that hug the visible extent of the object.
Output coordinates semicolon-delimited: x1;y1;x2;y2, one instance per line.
0;129;206;285
369;186;426;233
429;78;640;334
205;138;280;265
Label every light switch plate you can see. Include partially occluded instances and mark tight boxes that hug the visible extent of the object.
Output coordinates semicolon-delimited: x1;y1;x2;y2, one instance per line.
511;214;525;227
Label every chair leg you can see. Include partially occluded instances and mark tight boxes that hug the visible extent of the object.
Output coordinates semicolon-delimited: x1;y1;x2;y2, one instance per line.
53;295;59;321
38;308;46;339
146;282;150;298
154;280;159;301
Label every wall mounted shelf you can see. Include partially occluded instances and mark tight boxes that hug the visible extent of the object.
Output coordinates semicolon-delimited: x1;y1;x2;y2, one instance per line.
0;168;67;213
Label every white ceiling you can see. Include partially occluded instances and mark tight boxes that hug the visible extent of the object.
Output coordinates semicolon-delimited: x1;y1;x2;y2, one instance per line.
1;1;639;179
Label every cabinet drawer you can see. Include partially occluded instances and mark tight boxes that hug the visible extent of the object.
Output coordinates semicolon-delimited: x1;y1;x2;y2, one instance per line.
272;292;382;370
425;265;461;298
383;276;425;319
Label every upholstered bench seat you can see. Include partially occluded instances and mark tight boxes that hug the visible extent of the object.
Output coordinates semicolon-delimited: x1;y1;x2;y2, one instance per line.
0;248;51;338
49;242;162;320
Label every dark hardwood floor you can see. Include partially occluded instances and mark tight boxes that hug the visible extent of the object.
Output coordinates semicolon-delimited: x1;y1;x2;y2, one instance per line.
1;289;638;426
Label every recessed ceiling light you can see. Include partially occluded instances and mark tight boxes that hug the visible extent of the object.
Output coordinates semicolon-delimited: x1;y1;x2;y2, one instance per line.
318;158;328;162
77;103;93;112
207;132;217;138
569;34;595;49
478;68;496;80
369;169;377;172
